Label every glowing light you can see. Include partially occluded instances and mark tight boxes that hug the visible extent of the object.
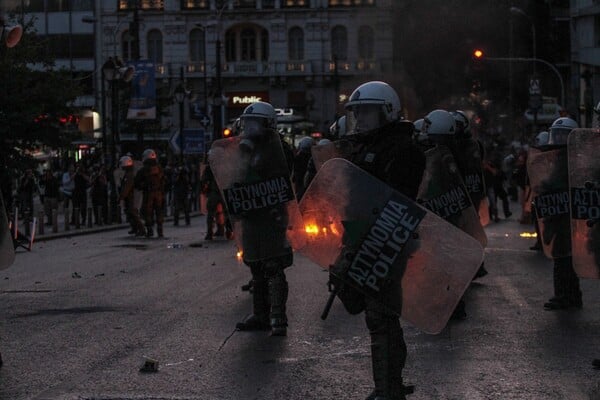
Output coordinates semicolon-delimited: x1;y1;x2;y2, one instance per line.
473;49;484;59
236;250;243;261
519;232;538;238
305;224;320;235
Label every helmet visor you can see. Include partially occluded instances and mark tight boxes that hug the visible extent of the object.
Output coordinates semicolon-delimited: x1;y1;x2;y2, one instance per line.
548;127;571;146
240;117;270;138
345;104;385;135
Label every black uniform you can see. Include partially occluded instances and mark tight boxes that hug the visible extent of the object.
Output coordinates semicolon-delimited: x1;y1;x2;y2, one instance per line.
236;133;295;336
343;121;425;400
119;167;145;236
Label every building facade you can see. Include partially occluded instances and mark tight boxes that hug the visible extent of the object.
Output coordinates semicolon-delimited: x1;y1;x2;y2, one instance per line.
98;0;396;141
570;0;600;127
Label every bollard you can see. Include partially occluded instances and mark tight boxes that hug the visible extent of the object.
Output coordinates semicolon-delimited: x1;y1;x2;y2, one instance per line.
38;211;44;235
64;207;70;231
52;210;58;233
74;208;80;229
87;208;93;228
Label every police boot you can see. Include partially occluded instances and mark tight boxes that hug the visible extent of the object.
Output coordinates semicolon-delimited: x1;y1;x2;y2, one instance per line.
268;271;289;336
564;260;582;308
145;226;154;238
367;316;407;400
545;260;573;310
236;278;270;331
157;225;164;238
205;220;214;241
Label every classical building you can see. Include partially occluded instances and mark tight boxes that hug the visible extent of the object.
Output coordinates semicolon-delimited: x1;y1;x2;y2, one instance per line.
97;0;397;142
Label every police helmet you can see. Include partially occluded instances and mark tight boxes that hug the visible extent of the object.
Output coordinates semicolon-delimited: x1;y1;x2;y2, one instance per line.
119;155;133;168
142;148;157;161
345;81;401;135
548;117;578;146
297;136;315;152
451;110;470;137
423;109;456;136
240;101;277;138
534;131;549;147
318;138;332;146
329;116;347;138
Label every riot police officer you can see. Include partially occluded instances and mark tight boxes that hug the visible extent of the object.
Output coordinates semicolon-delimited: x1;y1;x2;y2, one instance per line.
135;149;166;238
118;156;145;236
538;117;582;310
229;102;295;337
337;81;426;400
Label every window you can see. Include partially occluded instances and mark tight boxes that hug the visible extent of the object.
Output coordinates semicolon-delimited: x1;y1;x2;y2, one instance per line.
147;29;163;63
119;0;164;10
46;0;93;11
189;29;206;62
122;30;133;61
331;25;347;60
261;0;275;8
225;31;236;62
182;0;209;9
235;0;257;8
241;29;256;61
288;27;304;60
261;29;269;61
22;0;45;12
358;25;374;59
282;0;309;7
329;0;375;6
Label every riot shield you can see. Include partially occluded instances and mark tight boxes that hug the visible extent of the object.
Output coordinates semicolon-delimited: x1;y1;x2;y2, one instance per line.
418;146;487;247
298;158;484;334
527;148;571;259
568;129;600;278
208;132;305;262
0;192;16;270
311;139;354;171
455;138;487;226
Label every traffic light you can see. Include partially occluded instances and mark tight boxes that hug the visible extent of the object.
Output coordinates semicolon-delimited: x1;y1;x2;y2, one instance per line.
473;49;484;60
223;128;232;137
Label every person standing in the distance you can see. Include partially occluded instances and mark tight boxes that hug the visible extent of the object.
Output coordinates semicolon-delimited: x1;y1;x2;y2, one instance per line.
337;81;426;399
173;164;191;226
118;156;145;237
200;162;230;240
135;149;166;238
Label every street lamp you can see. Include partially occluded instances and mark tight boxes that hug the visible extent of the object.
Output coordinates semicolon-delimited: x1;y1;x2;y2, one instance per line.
194;23;208;113
510;6;536;75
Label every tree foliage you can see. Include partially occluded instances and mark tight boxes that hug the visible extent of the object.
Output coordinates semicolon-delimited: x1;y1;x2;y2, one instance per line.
0;16;84;170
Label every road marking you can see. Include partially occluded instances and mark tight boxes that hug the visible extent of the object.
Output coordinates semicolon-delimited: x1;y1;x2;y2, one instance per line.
493;276;531;310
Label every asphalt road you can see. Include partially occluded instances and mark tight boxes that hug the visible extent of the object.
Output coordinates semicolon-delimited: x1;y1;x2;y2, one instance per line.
1;211;599;400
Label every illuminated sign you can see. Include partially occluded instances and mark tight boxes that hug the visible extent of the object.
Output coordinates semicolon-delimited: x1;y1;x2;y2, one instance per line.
227;92;269;107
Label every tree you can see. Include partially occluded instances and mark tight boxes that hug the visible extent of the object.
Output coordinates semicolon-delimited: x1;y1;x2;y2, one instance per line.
0;15;83;171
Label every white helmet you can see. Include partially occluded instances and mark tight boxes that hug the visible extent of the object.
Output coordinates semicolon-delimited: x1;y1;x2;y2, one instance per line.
240;101;277;137
423;109;456;136
413;118;424;134
329;116;347;138
142;148;157;161
344;81;401;135
534;131;549;147
548;117;578;146
297;136;315;152
119;155;133;168
451;110;470;137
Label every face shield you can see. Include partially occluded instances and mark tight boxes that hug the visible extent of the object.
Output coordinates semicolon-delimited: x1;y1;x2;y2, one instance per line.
345;104;385;135
548;127;571;146
240;117;271;139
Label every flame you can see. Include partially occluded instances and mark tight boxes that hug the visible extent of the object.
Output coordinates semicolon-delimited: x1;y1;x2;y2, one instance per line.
519;232;538;238
236;250;243;261
305;223;320;235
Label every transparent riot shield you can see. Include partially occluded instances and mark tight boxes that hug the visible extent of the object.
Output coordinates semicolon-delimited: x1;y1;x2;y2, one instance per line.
568;129;600;278
418;146;487;247
455;138;488;226
527;148;571;259
0;192;16;270
311;139;354;171
208;132;305;262
298;158;484;334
